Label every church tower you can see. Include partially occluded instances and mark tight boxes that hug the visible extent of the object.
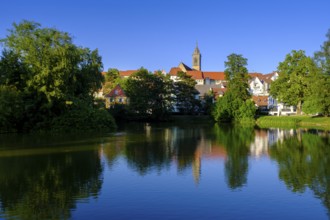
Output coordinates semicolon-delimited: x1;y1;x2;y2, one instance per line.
192;43;201;71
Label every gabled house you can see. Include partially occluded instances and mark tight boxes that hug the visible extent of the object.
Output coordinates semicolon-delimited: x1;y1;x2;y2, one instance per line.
104;84;128;108
252;95;268;110
119;70;138;78
249;73;272;96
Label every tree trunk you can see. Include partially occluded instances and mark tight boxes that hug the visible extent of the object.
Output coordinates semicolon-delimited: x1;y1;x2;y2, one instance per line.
297;100;302;115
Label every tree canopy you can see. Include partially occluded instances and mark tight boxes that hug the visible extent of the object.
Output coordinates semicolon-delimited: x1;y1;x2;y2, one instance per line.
304;29;330;116
0;20;103;101
124;68;173;120
0;20;115;132
174;71;200;114
270;50;319;115
213;53;255;122
314;29;330;76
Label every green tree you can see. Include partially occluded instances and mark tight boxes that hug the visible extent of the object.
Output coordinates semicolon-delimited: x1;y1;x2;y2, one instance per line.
203;90;215;115
124;68;173;120
314;29;330;76
270;50;318;115
224;54;250;101
303;71;330;116
103;68;126;95
0;86;23;132
174;71;200;114
1;21;103;101
237;99;256;120
0;50;28;90
213;53;254;122
0;20;114;132
303;29;330;116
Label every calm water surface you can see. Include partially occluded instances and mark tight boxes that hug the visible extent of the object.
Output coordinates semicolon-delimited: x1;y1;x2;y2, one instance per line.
0;123;329;220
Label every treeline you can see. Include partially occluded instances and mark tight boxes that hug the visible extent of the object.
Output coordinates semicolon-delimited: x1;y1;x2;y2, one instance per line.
104;54;255;123
213;29;330;123
0;20;116;133
270;47;330;116
103;68;203;121
1;20;329;132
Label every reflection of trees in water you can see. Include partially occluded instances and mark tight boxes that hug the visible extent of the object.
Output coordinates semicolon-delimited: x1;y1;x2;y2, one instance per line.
171;127;203;173
269;131;330;215
214;124;255;189
102;137;126;169
103;123;255;188
108;124;206;178
123;125;173;175
125;136;172;175
0;149;103;220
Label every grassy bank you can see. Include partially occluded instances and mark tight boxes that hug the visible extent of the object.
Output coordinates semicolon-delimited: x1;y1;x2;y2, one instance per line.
256;116;330;130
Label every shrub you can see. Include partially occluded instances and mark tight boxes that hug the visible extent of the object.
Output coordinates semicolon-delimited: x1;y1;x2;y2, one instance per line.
51;99;116;132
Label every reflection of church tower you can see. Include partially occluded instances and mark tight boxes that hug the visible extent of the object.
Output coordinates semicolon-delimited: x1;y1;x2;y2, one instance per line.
192;148;201;185
192;43;201;71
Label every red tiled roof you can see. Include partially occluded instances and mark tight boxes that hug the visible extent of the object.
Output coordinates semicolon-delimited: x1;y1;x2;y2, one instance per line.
104;84;126;97
203;72;225;80
249;72;264;78
169;67;182;76
119;70;137;77
252;96;268;107
186;70;203;80
168;68;203;79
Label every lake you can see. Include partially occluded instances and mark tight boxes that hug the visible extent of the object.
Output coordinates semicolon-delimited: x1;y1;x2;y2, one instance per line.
0;122;329;219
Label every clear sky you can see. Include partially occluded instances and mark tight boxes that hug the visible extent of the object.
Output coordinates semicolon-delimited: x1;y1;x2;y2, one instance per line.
1;0;330;74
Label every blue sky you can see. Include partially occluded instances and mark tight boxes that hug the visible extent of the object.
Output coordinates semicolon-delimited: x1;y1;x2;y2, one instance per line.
1;0;330;73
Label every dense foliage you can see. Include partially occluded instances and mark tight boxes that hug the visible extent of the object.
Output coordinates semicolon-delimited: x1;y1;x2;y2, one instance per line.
304;29;330;116
174;71;201;114
0;20;116;132
314;29;330;76
124;68;173;121
102;68;126;95
213;54;255;122
270;50;318;115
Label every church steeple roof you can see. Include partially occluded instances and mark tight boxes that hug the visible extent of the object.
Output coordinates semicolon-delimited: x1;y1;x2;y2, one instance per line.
193;42;200;54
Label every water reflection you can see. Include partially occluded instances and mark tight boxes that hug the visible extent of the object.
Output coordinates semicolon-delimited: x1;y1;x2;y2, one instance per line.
0;142;103;220
213;125;254;189
0;124;329;219
269;129;330;215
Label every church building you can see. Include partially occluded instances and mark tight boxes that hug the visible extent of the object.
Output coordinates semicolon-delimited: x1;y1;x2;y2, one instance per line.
168;44;227;99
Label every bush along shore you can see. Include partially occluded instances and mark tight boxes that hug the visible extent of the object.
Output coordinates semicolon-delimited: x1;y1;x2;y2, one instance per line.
256;116;330;130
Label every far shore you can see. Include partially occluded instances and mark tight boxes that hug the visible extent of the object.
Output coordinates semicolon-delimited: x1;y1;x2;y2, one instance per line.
256;115;330;130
